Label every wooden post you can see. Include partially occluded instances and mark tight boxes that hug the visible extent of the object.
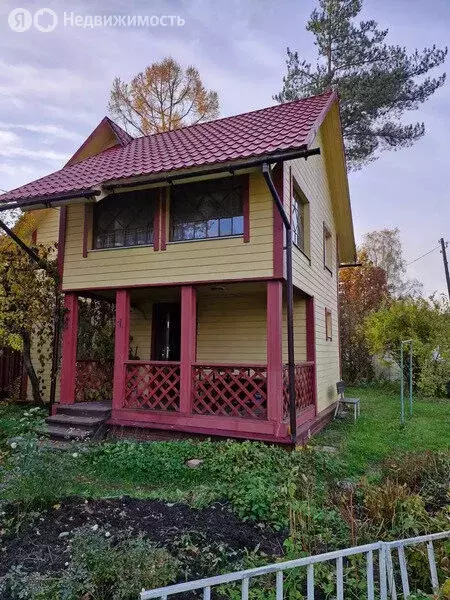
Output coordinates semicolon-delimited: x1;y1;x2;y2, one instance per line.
60;293;78;404
180;285;196;414
267;280;283;423
112;289;130;411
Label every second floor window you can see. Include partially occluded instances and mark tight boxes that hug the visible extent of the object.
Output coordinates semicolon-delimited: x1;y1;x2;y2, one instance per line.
93;190;156;249
292;185;310;255
323;224;333;272
170;177;244;242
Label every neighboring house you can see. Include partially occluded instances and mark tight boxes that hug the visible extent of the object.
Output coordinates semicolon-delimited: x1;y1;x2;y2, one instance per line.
1;90;356;444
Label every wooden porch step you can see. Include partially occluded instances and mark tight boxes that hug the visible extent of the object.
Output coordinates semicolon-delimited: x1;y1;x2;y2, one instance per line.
41;401;112;443
56;401;112;419
38;424;93;441
46;414;105;430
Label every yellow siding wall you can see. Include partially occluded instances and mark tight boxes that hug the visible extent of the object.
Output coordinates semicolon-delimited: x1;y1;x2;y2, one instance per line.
283;127;340;411
28;208;61;402
282;296;307;363
130;306;151;360
196;292;267;363
62;171;273;290
35;208;60;245
120;289;308;366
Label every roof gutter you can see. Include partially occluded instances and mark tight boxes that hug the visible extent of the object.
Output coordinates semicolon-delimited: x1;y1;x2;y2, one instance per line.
0;189;101;213
103;147;321;191
260;146;321;446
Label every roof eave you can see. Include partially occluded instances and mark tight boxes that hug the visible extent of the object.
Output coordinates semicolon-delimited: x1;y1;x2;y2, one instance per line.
102;145;315;191
0;189;101;213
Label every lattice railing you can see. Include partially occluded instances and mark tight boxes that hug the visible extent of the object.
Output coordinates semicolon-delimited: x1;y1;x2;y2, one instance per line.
124;361;181;411
193;363;267;419
283;361;315;419
75;359;114;403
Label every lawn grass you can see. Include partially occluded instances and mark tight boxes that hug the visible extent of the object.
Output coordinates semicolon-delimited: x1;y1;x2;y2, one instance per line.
314;386;450;475
0;390;449;598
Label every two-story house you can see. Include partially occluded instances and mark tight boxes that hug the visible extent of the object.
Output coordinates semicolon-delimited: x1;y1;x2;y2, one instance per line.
1;89;356;444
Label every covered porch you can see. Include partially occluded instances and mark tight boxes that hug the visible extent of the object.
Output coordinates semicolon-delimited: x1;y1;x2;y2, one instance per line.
59;281;317;443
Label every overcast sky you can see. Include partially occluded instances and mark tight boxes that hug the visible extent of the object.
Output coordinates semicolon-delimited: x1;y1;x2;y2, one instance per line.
0;0;449;295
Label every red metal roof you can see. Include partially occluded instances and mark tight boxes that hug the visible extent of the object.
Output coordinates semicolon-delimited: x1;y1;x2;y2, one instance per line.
0;90;336;204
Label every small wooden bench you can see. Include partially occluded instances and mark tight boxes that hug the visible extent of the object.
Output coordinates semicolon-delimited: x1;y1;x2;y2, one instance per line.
334;381;360;422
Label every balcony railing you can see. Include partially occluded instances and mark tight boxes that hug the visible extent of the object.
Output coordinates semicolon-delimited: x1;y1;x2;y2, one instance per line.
124;361;181;411
79;360;315;423
282;361;316;419
192;363;268;420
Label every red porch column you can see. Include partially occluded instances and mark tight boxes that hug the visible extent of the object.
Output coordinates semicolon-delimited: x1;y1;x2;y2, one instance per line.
180;285;196;414
112;289;130;411
60;293;78;404
267;280;283;422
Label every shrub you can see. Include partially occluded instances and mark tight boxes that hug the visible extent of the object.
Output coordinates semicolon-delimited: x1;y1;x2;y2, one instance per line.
382;452;450;511
365;296;450;398
0;442;81;508
0;405;46;448
0;529;179;600
361;478;432;539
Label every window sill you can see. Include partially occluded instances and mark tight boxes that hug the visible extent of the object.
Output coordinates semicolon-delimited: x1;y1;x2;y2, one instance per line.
324;264;333;275
294;244;311;265
167;235;244;245
89;243;154;252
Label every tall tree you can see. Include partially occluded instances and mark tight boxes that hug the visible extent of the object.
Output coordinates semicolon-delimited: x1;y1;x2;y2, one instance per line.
362;228;422;297
0;238;57;404
275;0;447;169
109;57;219;136
339;249;389;383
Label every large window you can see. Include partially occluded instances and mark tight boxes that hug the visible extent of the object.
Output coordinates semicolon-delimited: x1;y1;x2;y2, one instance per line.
170;177;244;242
93;190;156;249
292;184;310;256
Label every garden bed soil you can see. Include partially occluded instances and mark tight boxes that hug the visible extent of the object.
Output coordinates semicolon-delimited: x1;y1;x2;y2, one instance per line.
0;497;284;578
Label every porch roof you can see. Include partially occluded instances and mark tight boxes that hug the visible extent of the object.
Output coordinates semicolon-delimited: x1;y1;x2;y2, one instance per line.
0;90;336;204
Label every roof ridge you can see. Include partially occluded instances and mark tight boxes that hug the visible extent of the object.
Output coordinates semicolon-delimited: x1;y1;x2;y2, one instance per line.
131;89;335;142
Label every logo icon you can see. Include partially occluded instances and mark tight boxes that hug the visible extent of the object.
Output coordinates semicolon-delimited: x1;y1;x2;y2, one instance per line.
8;8;33;32
33;8;58;32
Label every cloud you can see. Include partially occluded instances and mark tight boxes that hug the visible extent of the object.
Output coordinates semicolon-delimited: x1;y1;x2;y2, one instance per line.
0;122;82;142
0;128;67;162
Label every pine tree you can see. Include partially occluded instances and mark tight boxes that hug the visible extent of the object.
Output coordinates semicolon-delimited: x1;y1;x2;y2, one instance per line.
275;0;447;169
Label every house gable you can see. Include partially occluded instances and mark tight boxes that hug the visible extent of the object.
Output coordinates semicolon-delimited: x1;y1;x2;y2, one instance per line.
65;117;133;167
319;101;356;265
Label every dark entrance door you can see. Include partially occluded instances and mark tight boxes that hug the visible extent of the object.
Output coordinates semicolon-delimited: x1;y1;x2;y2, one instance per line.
151;303;181;361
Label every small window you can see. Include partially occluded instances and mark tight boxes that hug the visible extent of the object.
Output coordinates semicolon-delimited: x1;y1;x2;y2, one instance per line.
325;308;332;341
323;224;333;272
292;186;310;255
170;177;244;242
93;190;156;249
